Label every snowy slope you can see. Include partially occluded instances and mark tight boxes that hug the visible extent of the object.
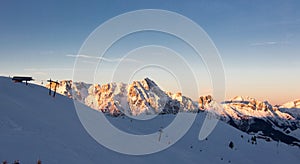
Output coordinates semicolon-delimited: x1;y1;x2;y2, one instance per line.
47;78;300;146
279;99;300;120
1;76;300;163
218;96;300;145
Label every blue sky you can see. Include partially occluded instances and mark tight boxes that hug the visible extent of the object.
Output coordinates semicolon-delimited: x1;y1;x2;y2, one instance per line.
0;0;299;104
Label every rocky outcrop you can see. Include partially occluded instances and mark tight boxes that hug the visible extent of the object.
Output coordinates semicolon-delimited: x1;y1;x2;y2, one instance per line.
46;79;300;147
48;78;199;116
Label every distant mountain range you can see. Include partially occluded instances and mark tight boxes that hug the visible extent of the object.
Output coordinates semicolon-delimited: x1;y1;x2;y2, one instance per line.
46;78;300;147
1;76;299;163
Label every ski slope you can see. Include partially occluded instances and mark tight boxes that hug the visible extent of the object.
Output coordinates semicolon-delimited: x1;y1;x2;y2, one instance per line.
0;77;299;164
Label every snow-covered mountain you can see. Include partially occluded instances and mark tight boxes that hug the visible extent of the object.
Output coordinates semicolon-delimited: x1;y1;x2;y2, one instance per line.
281;99;300;109
279;99;300;120
46;80;91;102
46;78;198;116
1;76;300;164
218;96;300;146
46;78;300;147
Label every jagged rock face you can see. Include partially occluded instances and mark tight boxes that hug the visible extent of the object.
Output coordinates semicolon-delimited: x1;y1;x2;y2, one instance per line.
196;95;300;146
167;92;198;112
198;95;213;110
90;83;121;116
220;96;295;122
103;78;198;115
279;99;300;120
218;96;300;146
223;96;274;112
85;79;172;116
45;80;91;102
46;79;300;147
46;81;297;124
50;78;198;116
126;80;163;115
281;99;300;109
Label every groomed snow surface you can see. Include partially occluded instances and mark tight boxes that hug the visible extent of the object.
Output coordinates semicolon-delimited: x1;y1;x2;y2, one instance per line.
0;77;299;163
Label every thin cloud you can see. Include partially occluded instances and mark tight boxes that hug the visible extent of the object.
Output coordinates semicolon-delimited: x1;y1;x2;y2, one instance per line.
66;54;140;63
250;41;278;46
33;72;47;75
66;54;99;59
80;60;99;64
24;68;74;71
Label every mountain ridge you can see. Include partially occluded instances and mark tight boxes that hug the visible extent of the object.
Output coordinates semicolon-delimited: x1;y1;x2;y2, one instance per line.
1;76;300;163
45;77;300;146
45;78;299;114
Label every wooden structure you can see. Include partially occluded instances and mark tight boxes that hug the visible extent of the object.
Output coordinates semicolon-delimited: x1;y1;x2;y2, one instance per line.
47;79;59;98
12;76;33;85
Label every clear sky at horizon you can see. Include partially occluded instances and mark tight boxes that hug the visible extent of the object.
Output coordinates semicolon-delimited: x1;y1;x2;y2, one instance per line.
0;0;299;104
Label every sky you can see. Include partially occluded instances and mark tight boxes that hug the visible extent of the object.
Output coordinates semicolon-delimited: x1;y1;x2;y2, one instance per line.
0;0;299;104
